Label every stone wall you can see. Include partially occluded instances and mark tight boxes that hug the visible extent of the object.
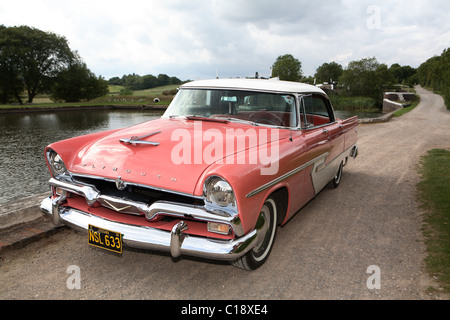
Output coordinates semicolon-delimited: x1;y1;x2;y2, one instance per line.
382;92;415;113
383;99;404;113
384;92;416;102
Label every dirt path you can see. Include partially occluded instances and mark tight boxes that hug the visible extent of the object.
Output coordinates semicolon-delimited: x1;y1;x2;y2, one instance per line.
0;86;449;300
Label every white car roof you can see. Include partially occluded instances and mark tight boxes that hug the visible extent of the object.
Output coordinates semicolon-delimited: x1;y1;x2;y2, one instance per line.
181;78;326;95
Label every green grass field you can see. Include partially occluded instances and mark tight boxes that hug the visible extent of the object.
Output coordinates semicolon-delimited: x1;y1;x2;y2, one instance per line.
131;84;179;96
417;149;450;294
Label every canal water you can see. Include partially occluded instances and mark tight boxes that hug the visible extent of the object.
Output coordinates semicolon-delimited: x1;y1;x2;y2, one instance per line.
0;109;163;204
0;108;380;205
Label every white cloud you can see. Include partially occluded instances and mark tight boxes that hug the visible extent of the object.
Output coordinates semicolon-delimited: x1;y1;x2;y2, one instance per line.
1;0;449;80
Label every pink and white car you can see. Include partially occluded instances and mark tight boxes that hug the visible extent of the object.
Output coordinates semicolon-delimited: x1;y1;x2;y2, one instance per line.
40;79;358;270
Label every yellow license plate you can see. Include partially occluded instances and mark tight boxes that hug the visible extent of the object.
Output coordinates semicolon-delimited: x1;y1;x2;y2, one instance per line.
88;225;122;254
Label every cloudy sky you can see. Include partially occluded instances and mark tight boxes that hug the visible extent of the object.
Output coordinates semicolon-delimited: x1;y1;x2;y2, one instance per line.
1;0;449;81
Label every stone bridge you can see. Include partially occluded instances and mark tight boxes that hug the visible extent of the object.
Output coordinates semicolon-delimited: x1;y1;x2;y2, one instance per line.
383;91;416;113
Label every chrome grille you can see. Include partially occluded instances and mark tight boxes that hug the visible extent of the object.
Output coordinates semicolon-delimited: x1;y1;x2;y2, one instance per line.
72;175;204;215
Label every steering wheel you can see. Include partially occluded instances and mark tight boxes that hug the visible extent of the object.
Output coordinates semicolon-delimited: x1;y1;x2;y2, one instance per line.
248;111;283;126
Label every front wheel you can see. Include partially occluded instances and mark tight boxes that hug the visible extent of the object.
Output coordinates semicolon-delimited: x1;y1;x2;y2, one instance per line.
231;198;278;270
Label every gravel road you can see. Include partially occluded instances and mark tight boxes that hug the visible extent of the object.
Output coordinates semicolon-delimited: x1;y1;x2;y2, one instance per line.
1;86;449;300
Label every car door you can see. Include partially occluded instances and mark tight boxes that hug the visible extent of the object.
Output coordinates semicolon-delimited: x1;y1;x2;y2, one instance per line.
317;95;345;167
300;94;337;194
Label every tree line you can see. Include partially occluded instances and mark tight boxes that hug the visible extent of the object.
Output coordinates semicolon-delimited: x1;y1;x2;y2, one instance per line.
416;48;449;108
271;50;449;108
0;25;184;104
108;73;182;92
0;25;109;104
271;54;414;107
2;25;447;107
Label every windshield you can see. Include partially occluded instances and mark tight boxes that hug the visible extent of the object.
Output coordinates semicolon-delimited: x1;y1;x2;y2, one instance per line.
163;89;298;127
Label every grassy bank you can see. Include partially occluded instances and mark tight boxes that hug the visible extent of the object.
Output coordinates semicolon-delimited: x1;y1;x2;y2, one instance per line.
0;100;169;110
393;95;420;117
417;149;450;293
0;84;178;110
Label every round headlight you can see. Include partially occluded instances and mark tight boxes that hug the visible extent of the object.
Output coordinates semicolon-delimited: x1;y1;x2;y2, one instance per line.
204;176;236;207
47;150;69;177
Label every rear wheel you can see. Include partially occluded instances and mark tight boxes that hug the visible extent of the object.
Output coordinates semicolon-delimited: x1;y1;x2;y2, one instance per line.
328;162;343;189
231;198;278;270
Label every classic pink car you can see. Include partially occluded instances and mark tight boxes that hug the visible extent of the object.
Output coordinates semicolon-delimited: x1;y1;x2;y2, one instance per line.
40;79;358;270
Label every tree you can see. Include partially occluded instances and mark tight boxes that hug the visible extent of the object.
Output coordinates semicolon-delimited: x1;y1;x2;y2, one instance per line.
417;48;450;108
157;73;170;86
142;74;158;89
0;25;74;103
389;63;417;85
339;57;394;106
169;76;182;85
271;54;303;81
0;25;28;103
0;27;23;103
314;62;343;84
122;73;143;90
108;76;123;86
51;61;109;102
113;73;182;90
301;75;315;84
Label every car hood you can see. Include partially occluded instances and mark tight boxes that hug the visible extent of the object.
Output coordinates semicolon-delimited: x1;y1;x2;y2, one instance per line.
63;117;289;195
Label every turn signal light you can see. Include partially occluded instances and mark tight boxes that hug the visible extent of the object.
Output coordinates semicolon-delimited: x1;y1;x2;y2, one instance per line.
55;187;67;197
207;222;231;235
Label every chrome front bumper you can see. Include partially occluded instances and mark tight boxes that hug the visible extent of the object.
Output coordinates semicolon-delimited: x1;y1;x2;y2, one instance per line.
40;196;258;261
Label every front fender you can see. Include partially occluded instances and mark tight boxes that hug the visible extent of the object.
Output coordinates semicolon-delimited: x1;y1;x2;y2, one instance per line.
193;138;289;235
44;128;121;175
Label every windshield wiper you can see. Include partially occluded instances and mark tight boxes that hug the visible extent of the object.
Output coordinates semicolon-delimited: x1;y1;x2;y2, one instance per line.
220;117;260;126
185;115;229;123
169;115;229;124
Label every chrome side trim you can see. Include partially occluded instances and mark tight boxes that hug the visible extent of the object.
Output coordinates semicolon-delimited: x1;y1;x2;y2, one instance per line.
40;196;257;261
246;153;329;198
310;144;357;194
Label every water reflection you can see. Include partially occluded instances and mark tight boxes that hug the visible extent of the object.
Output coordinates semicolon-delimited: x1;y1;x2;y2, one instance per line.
0;109;163;204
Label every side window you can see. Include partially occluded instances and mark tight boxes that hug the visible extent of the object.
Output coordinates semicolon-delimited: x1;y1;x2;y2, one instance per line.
301;94;334;128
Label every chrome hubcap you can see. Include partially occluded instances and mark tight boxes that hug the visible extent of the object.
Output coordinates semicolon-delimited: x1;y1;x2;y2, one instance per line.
254;205;271;253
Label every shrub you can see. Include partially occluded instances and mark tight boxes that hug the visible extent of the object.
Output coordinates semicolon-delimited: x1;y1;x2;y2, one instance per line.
119;88;133;96
329;94;377;110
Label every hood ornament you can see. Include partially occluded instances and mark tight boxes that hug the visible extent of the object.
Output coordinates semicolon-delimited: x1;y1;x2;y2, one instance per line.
120;131;161;146
115;176;126;190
